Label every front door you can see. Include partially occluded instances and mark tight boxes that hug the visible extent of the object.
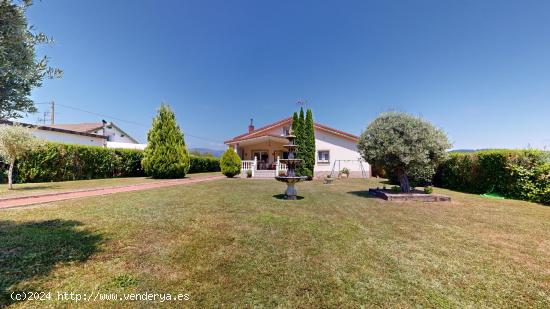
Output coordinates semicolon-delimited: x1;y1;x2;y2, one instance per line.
252;151;269;170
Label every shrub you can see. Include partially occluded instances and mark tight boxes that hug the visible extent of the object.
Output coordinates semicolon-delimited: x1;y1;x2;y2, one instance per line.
434;150;550;204
11;143;144;183
142;104;190;179
391;185;401;193
0;143;220;184
188;155;220;173
247;170;253;178
220;149;241;178
424;186;434;194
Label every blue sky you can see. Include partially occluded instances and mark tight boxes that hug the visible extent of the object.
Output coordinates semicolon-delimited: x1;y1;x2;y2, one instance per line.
25;0;550;150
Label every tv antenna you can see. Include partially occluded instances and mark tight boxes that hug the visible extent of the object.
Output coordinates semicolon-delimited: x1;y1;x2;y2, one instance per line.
296;99;307;107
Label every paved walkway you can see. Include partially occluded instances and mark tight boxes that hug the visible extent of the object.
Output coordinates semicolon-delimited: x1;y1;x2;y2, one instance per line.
0;175;224;210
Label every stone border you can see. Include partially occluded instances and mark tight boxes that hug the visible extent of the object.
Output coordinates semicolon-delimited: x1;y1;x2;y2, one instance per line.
368;189;451;202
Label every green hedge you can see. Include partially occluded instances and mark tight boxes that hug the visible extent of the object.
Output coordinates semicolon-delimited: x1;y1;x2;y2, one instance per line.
13;143;145;183
1;143;220;183
188;155;221;173
434;150;550;204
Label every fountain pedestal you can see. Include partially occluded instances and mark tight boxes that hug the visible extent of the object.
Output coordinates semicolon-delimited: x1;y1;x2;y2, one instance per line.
274;133;306;200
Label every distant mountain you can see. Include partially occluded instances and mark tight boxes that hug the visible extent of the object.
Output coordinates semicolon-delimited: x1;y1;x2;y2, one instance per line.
449;149;477;153
189;148;225;158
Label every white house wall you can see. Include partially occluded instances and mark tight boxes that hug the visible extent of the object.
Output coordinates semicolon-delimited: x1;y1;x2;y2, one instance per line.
314;129;370;177
32;129;105;146
90;126;137;143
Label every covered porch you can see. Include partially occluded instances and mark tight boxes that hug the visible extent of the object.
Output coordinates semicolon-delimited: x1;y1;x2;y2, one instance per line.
229;135;289;177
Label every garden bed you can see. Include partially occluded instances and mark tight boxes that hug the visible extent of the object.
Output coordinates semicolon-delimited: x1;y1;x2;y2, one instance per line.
368;188;451;202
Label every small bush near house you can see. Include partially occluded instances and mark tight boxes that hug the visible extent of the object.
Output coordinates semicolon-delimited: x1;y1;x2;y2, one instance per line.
391;185;401;193
434;150;550;204
247;170;253;178
220;149;241;178
424;186;434;194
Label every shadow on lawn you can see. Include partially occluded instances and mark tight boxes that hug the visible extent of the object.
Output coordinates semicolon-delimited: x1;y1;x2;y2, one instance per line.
347;191;377;198
7;185;59;192
0;220;102;307
272;194;305;200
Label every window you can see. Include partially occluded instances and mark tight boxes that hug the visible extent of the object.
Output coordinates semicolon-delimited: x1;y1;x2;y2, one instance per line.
317;150;330;163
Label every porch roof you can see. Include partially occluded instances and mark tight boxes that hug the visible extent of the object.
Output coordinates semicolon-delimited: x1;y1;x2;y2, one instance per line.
226;134;288;146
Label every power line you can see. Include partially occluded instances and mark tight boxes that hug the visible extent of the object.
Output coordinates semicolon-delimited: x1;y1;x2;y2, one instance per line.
51;102;226;145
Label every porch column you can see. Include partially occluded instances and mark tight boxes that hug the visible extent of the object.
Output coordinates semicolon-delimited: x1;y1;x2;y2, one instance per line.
233;144;238;153
252;156;257;177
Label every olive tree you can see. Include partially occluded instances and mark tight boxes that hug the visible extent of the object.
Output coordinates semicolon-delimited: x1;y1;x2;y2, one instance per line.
0;0;62;119
358;112;451;192
0;124;39;189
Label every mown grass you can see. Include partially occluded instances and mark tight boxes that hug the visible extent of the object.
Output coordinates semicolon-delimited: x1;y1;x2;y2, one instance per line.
1;178;549;308
0;172;221;199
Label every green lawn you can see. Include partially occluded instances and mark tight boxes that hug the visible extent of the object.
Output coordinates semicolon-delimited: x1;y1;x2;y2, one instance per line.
0;172;221;199
1;178;549;307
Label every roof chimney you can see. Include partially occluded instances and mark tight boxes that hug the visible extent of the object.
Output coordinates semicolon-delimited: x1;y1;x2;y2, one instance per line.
248;118;254;133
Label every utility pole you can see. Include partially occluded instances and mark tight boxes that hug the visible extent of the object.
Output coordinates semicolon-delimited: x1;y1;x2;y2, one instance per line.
50;101;55;125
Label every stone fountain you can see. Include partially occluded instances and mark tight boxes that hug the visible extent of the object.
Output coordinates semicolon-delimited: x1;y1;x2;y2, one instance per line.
275;131;307;200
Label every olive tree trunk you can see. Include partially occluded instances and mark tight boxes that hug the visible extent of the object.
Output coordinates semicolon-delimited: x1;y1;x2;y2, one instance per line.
397;169;411;193
8;159;15;190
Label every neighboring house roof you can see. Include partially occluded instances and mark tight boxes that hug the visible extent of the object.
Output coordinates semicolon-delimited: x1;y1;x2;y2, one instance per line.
47;121;139;143
47;123;104;133
224;117;359;144
0;120;106;139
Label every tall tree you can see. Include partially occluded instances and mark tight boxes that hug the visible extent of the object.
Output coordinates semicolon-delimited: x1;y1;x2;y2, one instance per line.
0;0;62;120
303;109;316;179
358;112;451;192
142;104;190;178
0;124;39;189
292;108;309;177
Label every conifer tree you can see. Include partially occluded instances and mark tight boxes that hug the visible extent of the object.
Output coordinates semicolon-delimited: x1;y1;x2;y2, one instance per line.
142;104;190;178
303;109;316;179
291;108;308;177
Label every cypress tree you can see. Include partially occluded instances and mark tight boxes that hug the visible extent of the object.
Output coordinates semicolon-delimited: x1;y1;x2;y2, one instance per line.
303;109;316;179
142;104;190;178
293;108;308;177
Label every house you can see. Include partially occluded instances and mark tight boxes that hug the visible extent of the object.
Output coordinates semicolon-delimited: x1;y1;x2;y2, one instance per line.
48;121;146;149
0;120;146;149
224;118;370;178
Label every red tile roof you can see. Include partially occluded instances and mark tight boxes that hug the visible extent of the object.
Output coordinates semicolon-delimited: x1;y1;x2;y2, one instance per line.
46;123;104;133
225;117;359;144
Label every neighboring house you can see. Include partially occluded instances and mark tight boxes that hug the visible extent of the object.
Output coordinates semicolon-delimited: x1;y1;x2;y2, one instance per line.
224;118;370;178
0;120;146;149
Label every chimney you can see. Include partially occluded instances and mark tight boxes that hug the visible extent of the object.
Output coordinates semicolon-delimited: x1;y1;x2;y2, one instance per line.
248;118;254;133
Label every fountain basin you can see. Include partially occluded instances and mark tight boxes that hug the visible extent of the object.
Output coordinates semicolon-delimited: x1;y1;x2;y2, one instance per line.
275;176;307;183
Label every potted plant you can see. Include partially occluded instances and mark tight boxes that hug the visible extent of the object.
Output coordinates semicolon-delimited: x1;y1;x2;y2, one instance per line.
340;167;350;178
324;174;334;184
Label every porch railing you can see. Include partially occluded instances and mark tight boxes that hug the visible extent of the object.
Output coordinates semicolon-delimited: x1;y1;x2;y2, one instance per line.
275;156;287;176
241;157;257;177
241;156;288;177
